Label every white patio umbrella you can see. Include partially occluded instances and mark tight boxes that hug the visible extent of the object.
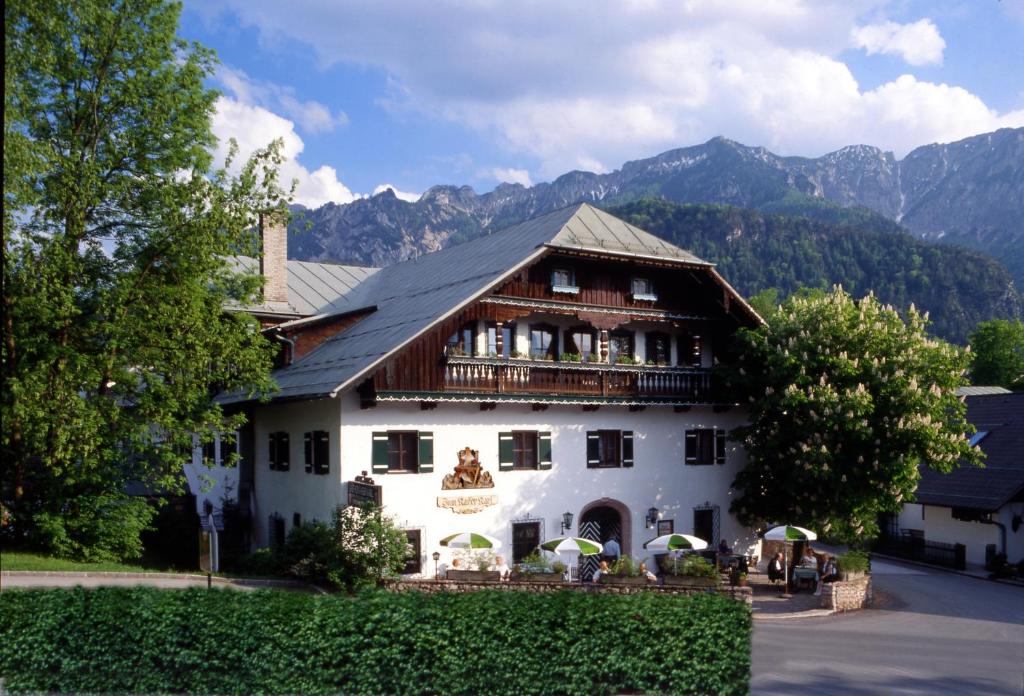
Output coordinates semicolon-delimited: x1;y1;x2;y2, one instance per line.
764;525;817;595
643;533;708;574
540;536;603;555
439;532;502;549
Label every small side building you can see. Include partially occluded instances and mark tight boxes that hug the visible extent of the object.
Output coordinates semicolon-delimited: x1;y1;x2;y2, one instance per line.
893;390;1024;568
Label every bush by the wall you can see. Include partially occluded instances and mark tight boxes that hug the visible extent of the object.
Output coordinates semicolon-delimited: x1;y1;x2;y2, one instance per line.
837;550;871;574
0;587;750;695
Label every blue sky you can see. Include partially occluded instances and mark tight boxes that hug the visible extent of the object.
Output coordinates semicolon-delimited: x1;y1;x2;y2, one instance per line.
181;1;1024;208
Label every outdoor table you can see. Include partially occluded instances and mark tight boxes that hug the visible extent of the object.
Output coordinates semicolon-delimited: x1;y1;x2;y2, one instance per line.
792;566;819;590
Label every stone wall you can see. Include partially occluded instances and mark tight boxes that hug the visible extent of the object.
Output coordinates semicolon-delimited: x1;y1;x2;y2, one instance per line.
385;579;753;606
820;576;872;612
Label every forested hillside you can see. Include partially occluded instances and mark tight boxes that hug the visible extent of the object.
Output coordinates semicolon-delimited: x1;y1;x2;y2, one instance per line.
609;199;1021;343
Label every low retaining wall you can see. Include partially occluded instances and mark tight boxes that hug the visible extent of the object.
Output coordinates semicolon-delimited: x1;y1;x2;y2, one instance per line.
386;579;753;605
820;576;872;612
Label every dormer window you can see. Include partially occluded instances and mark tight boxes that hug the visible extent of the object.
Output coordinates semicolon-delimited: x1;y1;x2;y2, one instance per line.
631;277;657;301
551;268;579;294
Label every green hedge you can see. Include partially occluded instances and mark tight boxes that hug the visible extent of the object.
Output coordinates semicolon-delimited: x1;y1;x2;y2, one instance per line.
0;587;750;695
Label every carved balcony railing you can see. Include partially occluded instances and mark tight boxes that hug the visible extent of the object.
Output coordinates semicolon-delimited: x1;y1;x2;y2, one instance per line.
442;356;713;401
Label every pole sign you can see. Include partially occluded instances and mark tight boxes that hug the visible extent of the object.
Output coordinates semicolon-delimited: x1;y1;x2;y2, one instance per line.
347;480;382;507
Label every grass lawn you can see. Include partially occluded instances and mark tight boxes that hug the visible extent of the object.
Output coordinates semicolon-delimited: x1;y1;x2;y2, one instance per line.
1;550;178;574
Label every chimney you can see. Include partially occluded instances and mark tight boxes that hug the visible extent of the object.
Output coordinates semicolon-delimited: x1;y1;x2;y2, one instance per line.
259;211;289;307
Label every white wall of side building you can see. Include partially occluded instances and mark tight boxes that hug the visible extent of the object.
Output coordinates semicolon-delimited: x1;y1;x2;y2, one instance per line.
250;390;758;577
184;432;239;517
897;502;1022;567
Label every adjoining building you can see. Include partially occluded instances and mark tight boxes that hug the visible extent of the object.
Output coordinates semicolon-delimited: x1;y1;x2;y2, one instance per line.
199;204;765;577
891;390;1024;568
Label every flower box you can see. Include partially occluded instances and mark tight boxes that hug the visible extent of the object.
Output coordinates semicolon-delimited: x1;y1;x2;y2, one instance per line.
599;576;649;586
446;570;501;582
510;572;563;583
661;575;718;588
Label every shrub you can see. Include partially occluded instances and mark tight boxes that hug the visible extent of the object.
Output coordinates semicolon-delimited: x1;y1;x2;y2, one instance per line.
0;587;751;695
837;550;870;574
610;556;639;577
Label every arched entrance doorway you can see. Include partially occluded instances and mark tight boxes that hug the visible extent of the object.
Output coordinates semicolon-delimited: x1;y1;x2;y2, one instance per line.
578;498;631;580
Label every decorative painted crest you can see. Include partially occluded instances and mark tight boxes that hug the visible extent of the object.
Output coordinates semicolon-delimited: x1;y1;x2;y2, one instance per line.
441;446;495;490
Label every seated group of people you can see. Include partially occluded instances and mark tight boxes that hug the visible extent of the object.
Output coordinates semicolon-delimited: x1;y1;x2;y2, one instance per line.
766;547;839;594
591;559;657;583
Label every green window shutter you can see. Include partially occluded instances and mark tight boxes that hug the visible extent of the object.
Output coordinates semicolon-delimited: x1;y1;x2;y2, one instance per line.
304;433;313;473
498;432;515;471
278;433;290;470
685;430;697;464
586;432;600;468
268;433;277;471
418;432;434;473
315;431;330;475
372;432;389;474
715;430;726;465
622;431;634;467
538;432;552;470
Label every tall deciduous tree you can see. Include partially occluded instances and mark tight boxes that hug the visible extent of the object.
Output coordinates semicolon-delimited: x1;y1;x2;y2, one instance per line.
724;287;981;540
3;0;286;559
969;319;1024;390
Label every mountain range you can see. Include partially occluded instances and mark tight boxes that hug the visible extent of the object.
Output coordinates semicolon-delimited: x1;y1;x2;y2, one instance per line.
286;128;1023;342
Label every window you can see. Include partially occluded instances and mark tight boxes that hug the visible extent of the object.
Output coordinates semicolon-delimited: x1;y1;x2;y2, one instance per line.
218;432;237;467
293;513;302;528
631;277;657;300
201;440;216;465
446;322;476;356
269;514;286;548
502;323;515;358
388;432;417;472
678;333;702;367
551;267;578;293
512;521;541;563
685;428;726;465
486;323;498;356
402;530;422;574
646;331;670;365
499;431;552;471
372;431;434;474
586;430;634;468
529;325;557;359
304;430;330;475
268;431;290;471
565;328;595;360
609;331;634;363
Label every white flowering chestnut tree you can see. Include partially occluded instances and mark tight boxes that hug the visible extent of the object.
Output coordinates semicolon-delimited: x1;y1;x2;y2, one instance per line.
724;287;981;541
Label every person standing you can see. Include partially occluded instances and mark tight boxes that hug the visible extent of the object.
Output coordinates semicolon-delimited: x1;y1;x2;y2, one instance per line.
603;536;621;563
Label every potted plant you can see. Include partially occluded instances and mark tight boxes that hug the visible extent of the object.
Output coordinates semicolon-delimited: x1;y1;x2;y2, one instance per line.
446;551;501;582
599;557;647;586
837;550;870;581
510;552;562;583
729;567;748;587
660;555;720;588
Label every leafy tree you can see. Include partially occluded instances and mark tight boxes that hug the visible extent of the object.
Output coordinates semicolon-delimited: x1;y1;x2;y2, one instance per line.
969;320;1024;390
329;505;410;591
724;287;981;540
3;0;286;559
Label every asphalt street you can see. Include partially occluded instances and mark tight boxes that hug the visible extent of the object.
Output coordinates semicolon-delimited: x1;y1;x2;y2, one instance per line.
752;558;1024;695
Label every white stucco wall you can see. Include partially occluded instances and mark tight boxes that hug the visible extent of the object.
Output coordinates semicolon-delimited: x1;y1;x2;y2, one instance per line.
248;390;757;577
897;502;1023;567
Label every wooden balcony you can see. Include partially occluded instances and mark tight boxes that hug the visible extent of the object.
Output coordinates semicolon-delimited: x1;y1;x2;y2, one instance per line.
442;356;713;402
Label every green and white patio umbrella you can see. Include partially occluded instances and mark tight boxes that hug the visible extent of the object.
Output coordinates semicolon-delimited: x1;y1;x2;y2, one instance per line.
439;532;502;549
764;525;817;594
539;536;603;555
642;533;709;552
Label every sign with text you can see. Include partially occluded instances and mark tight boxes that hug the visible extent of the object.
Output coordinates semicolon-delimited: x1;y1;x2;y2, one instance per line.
437;494;498;514
347;480;382;507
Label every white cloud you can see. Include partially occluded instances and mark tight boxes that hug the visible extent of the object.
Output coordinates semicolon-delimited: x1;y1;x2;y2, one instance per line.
217;65;348;134
372;184;421;202
211;96;360;207
199;0;1023;175
851;19;946;66
489;167;533;187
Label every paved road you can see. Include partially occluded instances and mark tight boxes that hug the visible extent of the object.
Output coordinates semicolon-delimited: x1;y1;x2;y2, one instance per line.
752;559;1024;695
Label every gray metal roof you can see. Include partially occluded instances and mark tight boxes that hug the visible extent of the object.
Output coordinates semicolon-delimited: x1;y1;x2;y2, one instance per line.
230;256;379;316
955;386;1013;396
222;204;720;404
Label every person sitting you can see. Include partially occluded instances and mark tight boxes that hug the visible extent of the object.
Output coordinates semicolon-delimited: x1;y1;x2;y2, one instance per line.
767;552;785;584
717;539;732;555
799;547;818;568
591;560;610;582
820;556;838;583
639;561;657;583
494;555;511;581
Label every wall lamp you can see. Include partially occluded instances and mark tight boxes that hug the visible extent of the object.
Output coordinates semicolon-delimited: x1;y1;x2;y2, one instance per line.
560;511;574;534
646;506;660;529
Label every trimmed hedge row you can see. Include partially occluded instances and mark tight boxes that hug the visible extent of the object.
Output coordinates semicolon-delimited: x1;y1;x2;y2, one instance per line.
0;587;750;695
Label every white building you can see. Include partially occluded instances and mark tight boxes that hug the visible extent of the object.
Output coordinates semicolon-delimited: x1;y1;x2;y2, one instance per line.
893;390;1024;568
216;204;765;577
